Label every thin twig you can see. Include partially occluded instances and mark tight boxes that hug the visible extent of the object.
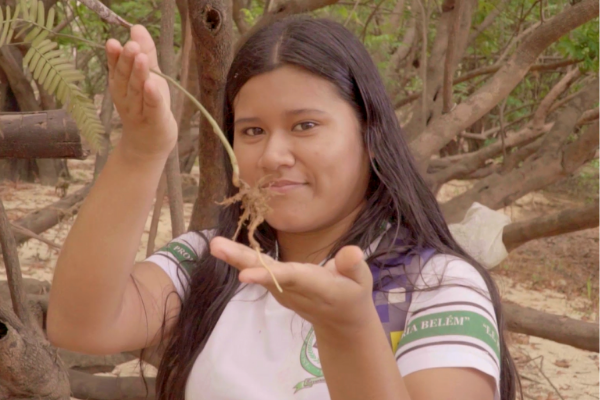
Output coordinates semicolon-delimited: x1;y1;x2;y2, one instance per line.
360;0;386;41
499;97;507;158
75;0;133;28
533;356;566;400
10;223;61;250
343;0;361;27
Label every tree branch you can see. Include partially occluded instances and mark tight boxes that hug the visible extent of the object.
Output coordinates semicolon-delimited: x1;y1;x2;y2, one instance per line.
430;122;552;183
441;117;599;222
0;199;32;328
395;59;580;110
531;67;581;129
442;0;463;113
409;0;598;171
159;0;186;238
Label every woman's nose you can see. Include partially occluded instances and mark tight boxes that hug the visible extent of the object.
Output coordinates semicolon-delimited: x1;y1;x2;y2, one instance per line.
257;130;295;171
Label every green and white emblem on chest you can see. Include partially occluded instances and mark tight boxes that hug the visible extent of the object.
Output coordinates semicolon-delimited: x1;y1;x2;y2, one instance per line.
293;327;326;393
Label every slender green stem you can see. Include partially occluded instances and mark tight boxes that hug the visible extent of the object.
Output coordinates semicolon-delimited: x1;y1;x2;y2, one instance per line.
152;68;240;187
12;18;104;49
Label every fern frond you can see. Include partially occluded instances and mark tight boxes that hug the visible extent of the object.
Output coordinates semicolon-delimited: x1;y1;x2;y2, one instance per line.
8;0;103;150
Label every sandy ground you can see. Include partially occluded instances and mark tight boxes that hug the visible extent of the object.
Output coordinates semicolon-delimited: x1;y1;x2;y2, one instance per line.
0;155;598;400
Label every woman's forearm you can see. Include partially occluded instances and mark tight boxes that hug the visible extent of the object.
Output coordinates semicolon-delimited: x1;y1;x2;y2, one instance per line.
48;143;167;337
314;306;411;400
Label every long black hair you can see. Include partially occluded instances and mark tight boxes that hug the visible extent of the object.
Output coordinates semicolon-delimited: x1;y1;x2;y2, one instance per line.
156;15;521;400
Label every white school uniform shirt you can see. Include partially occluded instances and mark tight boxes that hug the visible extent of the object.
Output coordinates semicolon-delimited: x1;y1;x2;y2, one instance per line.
146;230;501;400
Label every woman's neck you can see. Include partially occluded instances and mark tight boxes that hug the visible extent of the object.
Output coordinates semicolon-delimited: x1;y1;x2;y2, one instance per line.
276;203;365;265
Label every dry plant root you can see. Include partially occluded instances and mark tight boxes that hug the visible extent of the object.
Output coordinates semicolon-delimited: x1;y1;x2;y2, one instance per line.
219;177;283;293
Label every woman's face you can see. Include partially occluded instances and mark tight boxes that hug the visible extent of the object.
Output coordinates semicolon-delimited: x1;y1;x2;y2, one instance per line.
232;65;371;234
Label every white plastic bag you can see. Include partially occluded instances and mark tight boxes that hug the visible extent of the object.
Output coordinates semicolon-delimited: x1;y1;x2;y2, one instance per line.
448;202;512;269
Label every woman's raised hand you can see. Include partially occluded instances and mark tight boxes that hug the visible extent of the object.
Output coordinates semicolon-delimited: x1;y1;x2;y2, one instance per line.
105;25;178;161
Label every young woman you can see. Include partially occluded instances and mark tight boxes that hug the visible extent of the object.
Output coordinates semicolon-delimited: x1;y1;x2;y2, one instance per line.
47;16;520;400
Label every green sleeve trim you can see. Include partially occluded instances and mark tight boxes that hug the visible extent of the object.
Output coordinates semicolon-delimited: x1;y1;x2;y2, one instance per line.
397;310;500;360
160;241;198;275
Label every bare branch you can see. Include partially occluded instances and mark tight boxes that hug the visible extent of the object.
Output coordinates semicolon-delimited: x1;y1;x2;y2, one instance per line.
9;223;61;250
360;0;386;41
395;59;580;110
11;185;91;246
416;0;428;133
409;0;599;170
430;122;552;183
77;0;133;28
531;67;581;129
441;118;599;223
442;0;463;113
387;0;406;34
467;0;506;44
385;0;417;80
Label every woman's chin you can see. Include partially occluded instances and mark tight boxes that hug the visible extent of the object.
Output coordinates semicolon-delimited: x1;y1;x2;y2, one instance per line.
265;212;313;234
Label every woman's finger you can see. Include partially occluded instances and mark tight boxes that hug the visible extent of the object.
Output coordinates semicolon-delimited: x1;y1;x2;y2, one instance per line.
129;25;160;70
113;41;140;102
141;79;165;120
127;53;149;117
334;246;371;286
209;237;336;294
210;237;274;272
105;39;121;81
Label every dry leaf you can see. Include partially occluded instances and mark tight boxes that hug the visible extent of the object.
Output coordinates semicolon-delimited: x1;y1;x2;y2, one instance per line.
554;359;570;368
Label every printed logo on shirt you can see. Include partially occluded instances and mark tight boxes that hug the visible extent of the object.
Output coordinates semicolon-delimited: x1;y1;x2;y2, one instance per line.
161;241;197;263
294;327;326;393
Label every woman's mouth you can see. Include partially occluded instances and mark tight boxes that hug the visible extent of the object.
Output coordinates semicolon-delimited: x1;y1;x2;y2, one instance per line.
264;180;306;193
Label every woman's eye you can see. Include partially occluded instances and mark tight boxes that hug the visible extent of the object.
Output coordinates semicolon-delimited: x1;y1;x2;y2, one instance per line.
292;121;317;132
243;127;265;136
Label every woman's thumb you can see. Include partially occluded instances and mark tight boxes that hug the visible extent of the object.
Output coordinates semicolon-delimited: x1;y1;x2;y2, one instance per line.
335;246;371;285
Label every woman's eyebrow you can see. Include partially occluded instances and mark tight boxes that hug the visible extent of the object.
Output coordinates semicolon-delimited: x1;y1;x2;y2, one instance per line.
234;116;261;125
285;108;328;116
234;109;328;125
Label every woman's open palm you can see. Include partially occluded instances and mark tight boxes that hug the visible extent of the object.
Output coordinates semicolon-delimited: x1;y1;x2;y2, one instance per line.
209;237;376;333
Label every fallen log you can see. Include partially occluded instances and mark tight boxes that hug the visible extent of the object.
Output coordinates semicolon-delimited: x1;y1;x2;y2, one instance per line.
69;369;155;400
503;301;599;352
0;109;86;159
503;198;600;251
11;184;91;246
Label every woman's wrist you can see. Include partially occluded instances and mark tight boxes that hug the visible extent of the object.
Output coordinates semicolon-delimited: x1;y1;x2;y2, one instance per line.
312;301;382;345
113;140;171;169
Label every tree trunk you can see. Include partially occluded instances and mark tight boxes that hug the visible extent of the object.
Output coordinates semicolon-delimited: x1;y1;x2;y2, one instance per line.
188;0;234;230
